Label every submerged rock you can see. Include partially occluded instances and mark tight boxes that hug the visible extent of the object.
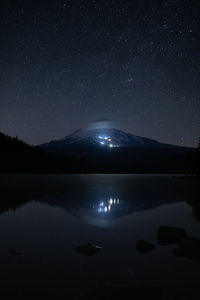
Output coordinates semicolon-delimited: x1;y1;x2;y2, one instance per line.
136;240;155;253
172;236;200;261
185;198;200;221
157;226;187;245
76;244;103;256
9;248;21;255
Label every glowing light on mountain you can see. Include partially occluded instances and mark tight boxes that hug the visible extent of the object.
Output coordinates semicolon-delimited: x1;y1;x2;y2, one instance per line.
109;198;113;204
97;134;119;148
98;135;109;140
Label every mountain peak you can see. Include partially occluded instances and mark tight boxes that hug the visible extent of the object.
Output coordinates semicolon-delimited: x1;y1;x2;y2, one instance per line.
40;121;190;151
60;125;161;148
39;125;193;174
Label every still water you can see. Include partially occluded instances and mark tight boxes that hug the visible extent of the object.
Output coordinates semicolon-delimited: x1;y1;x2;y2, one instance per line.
0;174;199;299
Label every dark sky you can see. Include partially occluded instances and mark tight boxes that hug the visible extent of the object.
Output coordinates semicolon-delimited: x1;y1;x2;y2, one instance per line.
0;0;200;146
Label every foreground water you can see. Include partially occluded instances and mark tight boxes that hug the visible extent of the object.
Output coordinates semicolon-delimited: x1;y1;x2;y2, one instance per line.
0;174;199;299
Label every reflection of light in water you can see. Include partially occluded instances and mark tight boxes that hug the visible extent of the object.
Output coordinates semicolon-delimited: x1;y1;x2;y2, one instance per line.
97;197;120;213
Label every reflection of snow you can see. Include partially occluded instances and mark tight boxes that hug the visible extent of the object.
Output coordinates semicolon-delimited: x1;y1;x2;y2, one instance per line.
97;197;120;213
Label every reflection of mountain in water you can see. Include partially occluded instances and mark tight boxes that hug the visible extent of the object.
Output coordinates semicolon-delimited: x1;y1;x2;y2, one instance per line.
0;175;198;224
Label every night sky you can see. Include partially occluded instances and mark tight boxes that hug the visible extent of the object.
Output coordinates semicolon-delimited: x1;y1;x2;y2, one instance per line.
0;0;200;147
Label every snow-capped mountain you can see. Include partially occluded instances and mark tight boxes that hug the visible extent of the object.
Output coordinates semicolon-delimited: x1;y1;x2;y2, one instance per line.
39;120;193;174
41;119;183;150
60;127;163;148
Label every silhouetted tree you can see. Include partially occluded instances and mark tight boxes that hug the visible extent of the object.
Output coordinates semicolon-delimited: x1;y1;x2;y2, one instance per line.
185;137;200;177
197;137;200;176
0;131;85;173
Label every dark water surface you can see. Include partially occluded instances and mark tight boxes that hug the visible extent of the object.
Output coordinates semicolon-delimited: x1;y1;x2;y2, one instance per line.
0;174;199;299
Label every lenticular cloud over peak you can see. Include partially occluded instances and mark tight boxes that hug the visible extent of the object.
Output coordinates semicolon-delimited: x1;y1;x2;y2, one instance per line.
86;119;116;131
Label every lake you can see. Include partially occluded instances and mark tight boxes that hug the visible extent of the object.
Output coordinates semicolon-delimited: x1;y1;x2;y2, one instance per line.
0;174;199;299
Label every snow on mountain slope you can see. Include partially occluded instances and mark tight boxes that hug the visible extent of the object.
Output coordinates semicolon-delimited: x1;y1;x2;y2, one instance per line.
60;127;162;148
40;120;189;150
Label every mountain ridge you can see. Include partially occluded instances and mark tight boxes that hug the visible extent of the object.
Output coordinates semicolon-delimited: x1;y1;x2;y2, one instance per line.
41;127;192;150
39;126;194;174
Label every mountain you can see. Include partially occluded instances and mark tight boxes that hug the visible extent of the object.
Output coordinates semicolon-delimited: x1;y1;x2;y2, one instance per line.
40;120;188;150
39;121;194;174
0;128;196;174
45;127;169;148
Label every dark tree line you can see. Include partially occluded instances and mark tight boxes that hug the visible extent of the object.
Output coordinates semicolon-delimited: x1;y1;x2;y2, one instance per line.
185;138;200;177
0;132;85;173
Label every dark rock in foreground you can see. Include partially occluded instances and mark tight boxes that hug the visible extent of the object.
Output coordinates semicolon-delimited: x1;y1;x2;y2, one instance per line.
172;236;200;261
76;244;103;256
136;240;155;253
157;226;187;245
185;197;200;221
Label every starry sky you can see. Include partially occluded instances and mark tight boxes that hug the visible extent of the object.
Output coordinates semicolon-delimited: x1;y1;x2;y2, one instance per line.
0;0;200;147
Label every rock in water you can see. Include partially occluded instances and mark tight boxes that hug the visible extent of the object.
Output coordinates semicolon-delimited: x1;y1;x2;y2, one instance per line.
136;240;155;253
157;226;187;245
76;244;103;256
9;248;21;255
172;236;200;261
